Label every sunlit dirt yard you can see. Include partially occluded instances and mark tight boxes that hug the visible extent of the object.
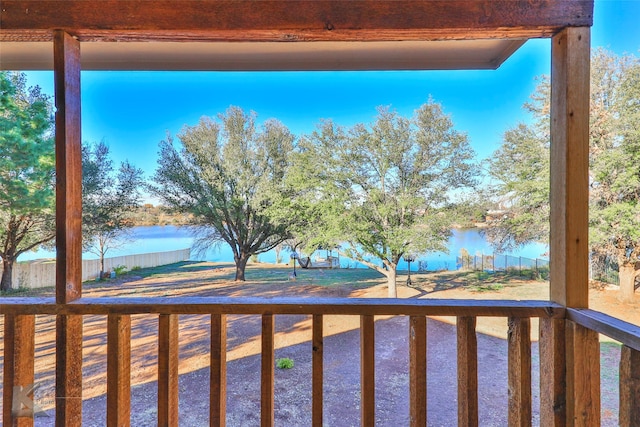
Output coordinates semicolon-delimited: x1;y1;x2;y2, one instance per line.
1;262;637;426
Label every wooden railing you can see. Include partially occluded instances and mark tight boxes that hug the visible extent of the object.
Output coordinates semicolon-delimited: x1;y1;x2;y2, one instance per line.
1;297;639;426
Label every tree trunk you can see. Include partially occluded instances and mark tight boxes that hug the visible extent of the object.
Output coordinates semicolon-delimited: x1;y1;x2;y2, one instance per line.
386;265;397;298
100;252;105;279
235;253;250;281
619;262;639;302
1;257;15;291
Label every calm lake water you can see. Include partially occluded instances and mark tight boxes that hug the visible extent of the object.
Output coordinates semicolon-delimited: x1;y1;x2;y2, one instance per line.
19;225;548;271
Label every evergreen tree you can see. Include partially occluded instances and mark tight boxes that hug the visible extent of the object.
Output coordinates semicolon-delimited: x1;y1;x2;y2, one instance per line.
0;72;55;291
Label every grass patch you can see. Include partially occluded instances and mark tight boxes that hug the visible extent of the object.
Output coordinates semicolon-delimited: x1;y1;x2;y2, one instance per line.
241;266;384;287
0;287;36;297
468;283;505;293
276;358;294;369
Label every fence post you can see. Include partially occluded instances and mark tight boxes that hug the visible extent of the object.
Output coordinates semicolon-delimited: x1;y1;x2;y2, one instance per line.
492;253;495;272
519;257;522;274
505;255;508;272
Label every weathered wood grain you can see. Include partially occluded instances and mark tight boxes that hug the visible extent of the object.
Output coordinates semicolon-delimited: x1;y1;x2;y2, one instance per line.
360;315;375;427
158;314;179;427
567;308;640;351
261;314;274;427
210;314;227;427
53;29;84;427
2;314;36;427
549;26;591;308
107;314;131;427
539;318;566;427
410;315;427;427
312;314;323;427
565;321;600;426
0;1;593;42
457;316;478;427
619;345;640;427
508;317;531;427
0;297;566;317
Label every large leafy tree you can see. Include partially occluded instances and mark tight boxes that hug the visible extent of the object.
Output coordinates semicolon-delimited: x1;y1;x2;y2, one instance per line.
293;101;478;297
0;72;55;291
590;53;640;300
151;106;296;281
488;49;640;300
82;141;144;278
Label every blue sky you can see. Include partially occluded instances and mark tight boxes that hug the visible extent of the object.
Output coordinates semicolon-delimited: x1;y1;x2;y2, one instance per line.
23;0;640;187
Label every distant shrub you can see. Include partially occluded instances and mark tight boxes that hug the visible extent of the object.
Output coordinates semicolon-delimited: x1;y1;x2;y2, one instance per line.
113;265;128;275
276;358;294;369
131;266;142;271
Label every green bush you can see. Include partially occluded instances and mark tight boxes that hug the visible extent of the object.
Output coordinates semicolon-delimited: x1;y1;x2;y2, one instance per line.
276;357;294;369
113;265;128;275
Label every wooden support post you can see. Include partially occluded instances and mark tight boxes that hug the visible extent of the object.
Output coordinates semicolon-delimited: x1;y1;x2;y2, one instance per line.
507;317;531;427
261;314;274;427
619;345;640;427
539;318;566;427
158;314;179;427
3;314;36;427
565;321;600;426
107;314;131;427
409;315;427;427
210;314;227;427
549;26;591;308
457;316;477;427
550;25;593;427
360;315;375;427
312;314;323;427
53;29;84;427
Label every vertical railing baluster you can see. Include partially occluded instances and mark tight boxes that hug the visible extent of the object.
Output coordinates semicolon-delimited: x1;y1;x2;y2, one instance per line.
457;316;478;427
107;314;131;427
261;314;275;427
539;317;566;426
360;315;375;427
312;314;324;427
3;314;36;427
507;317;531;427
210;314;227;427
566;321;600;425
619;345;640;427
409;315;427;427
158;314;179;426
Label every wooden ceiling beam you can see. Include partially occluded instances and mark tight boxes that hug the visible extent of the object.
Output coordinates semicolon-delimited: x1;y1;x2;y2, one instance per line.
1;0;593;42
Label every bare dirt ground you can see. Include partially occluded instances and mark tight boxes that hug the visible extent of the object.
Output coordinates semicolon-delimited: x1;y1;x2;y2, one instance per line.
1;262;637;426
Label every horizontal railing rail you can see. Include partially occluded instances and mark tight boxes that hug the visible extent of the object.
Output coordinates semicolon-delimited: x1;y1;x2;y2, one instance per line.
567;307;640;351
0;297;565;317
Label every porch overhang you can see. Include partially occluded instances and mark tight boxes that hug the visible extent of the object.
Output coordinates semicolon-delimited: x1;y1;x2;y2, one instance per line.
0;0;593;71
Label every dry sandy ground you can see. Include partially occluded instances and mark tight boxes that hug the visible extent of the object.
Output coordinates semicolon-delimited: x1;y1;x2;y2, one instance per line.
0;263;637;426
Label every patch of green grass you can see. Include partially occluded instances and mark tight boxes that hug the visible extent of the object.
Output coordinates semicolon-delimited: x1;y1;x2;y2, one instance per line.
276;358;294;369
0;286;48;297
468;283;505;292
474;271;491;281
243;266;384;287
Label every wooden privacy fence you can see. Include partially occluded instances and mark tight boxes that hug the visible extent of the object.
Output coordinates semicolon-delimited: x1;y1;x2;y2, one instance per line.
1;249;191;289
2;297;640;426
